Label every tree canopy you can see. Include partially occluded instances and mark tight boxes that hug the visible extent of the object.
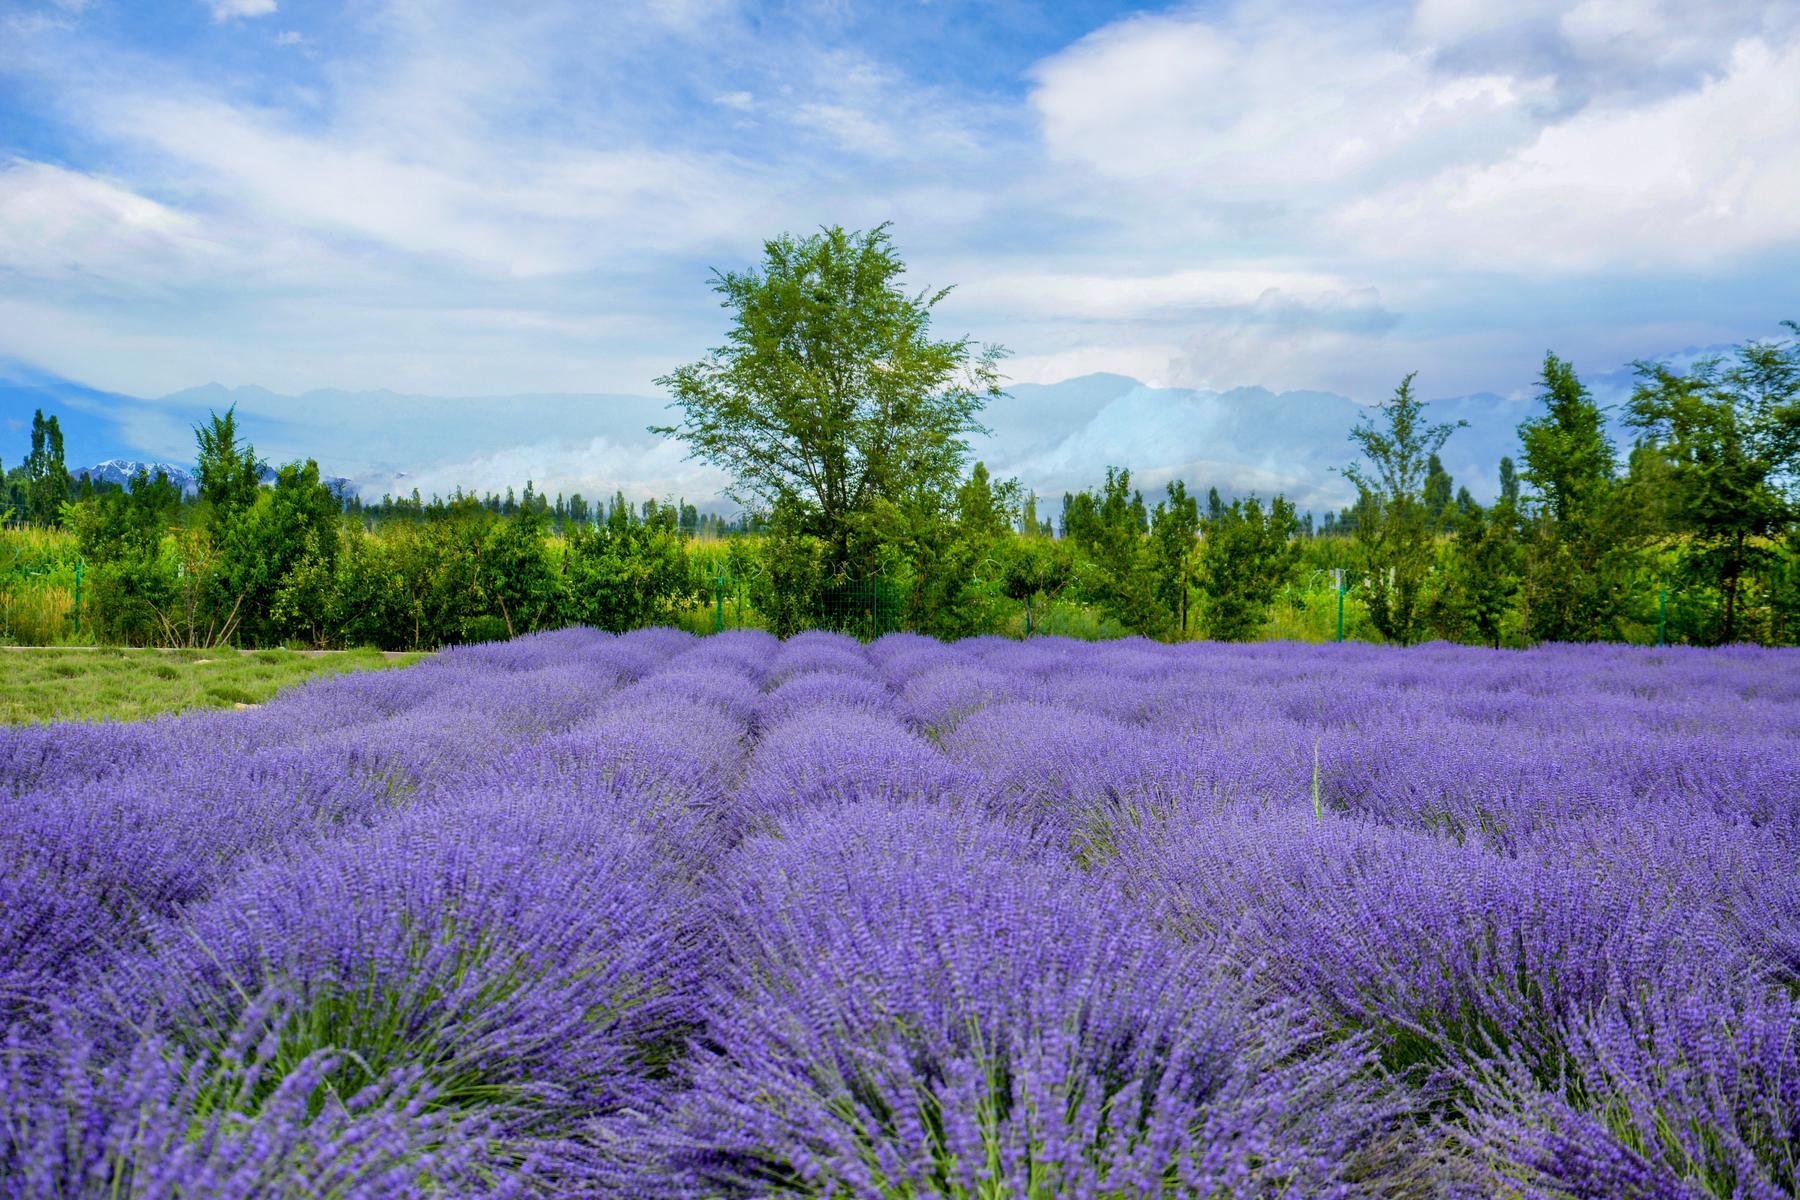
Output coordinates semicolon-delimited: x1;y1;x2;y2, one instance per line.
654;223;1006;571
1342;372;1464;644
1627;321;1800;642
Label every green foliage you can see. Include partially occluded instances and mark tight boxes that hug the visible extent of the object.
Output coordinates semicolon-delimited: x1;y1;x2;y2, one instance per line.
194;406;262;537
1196;494;1300;641
748;497;827;638
860;462;1021;639
70;467;183;645
22;410;72;527
1770;530;1800;646
1423;453;1455;531
1626;321;1800;643
1426;493;1521;648
1343;373;1465;645
1517;353;1637;642
30;314;1800;652
481;507;563;637
1150;481;1200;636
1498;455;1519;507
654;223;1006;572
1520;354;1615;526
563;501;694;633
1063;468;1162;636
218;461;344;646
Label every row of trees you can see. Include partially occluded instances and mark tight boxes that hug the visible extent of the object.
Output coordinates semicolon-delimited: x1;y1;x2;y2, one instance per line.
19;353;1800;649
1342;331;1800;647
2;411;74;526
652;223;1800;647
354;485;754;539
63;409;702;649
9;220;1797;648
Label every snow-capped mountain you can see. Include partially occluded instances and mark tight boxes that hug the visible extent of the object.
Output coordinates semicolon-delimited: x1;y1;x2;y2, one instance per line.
74;459;200;495
74;459;354;499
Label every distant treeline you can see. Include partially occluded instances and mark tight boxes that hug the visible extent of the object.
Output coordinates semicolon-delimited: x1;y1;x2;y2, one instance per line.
5;323;1799;650
349;485;762;539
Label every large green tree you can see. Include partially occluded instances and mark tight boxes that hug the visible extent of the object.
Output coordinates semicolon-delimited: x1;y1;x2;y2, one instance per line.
1150;480;1201;636
1197;494;1299;641
1342;373;1464;645
1626;322;1800;643
217;461;343;645
654;223;1006;572
1063;467;1158;634
194;406;263;537
24;409;72;526
1426;488;1521;649
1517;352;1636;642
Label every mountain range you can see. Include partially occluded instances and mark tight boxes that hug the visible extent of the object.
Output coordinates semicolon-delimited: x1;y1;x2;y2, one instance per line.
2;351;1687;516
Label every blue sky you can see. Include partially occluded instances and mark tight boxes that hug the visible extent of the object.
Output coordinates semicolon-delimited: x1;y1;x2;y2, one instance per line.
2;0;1798;505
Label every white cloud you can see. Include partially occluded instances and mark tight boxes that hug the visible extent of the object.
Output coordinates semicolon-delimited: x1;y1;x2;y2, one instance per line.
1028;5;1552;198
1418;0;1797;97
1335;35;1800;270
960;268;1375;322
88;92;776;277
1002;342;1185;389
0;158;226;289
208;0;277;20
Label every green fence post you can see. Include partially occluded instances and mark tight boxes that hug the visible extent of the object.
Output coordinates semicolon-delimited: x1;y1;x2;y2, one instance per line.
74;559;82;639
1025;593;1034;637
1658;586;1667;647
1334;568;1345;643
714;570;725;634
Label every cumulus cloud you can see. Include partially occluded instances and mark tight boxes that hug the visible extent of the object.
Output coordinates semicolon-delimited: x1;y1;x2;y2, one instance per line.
1336;35;1800;270
1026;0;1800;273
1028;5;1552;198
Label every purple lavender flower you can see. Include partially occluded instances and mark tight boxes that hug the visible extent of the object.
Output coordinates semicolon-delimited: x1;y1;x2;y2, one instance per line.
1463;982;1800;1199
132;799;706;1138
729;710;964;835
1;996;503;1200
642;801;1393;1198
5;628;1797;1197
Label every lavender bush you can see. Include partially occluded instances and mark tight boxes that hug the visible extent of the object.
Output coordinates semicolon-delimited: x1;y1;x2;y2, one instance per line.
1;629;1793;1198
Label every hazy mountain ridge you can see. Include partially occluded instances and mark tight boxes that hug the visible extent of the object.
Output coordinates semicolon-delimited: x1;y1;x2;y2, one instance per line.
4;347;1719;515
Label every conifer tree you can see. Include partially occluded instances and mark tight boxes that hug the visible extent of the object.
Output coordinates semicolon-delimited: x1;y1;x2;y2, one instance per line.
1517;353;1635;642
24;409;72;526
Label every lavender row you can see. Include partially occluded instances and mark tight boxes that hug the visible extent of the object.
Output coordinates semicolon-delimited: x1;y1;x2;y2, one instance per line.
2;628;1795;1197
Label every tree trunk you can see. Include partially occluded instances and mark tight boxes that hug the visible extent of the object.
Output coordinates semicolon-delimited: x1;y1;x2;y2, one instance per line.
1722;532;1743;644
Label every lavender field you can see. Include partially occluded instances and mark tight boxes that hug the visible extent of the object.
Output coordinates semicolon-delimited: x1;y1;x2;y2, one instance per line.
2;627;1796;1199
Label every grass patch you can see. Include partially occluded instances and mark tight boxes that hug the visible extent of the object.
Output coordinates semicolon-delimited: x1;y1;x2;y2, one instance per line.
0;647;425;724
